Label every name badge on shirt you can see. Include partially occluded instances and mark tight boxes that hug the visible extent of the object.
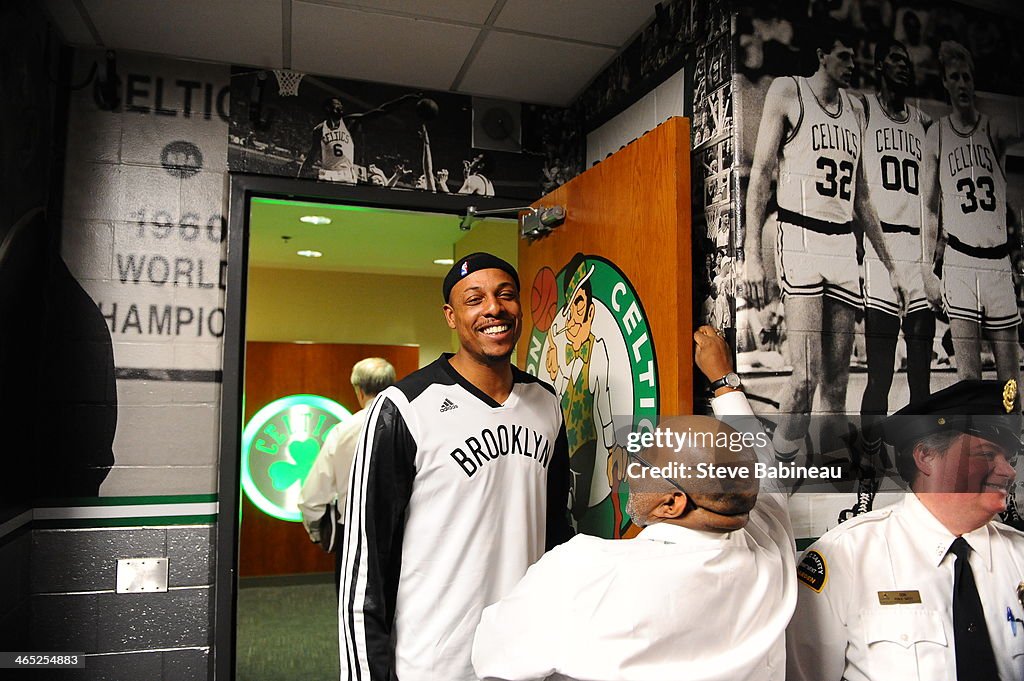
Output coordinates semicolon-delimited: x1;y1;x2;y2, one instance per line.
877;590;922;605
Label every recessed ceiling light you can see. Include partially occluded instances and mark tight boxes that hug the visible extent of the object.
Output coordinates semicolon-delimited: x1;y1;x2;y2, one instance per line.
300;215;331;225
294;340;315;344
433;258;454;265
296;249;323;258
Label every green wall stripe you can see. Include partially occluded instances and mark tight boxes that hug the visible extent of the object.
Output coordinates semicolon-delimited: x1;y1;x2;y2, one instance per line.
33;515;217;529
34;494;218;507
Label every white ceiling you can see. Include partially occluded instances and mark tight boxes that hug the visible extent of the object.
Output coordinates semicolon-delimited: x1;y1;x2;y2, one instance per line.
43;0;658;106
247;198;515;276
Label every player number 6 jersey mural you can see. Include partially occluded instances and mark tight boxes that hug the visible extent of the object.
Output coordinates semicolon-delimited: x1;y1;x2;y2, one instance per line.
526;253;659;539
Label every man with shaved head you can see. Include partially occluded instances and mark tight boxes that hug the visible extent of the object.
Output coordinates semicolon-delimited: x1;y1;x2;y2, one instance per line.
340;253;572;681
472;326;797;681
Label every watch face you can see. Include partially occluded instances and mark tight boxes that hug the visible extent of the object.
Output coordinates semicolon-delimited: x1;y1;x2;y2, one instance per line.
726;372;741;388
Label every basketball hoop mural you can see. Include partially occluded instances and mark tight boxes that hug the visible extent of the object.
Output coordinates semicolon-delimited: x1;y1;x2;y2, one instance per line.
525;253;659;539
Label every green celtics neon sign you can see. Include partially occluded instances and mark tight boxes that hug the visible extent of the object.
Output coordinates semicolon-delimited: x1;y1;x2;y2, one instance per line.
241;394;351;522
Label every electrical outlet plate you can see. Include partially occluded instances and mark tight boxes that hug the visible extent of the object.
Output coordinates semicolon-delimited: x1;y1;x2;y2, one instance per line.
116;558;169;594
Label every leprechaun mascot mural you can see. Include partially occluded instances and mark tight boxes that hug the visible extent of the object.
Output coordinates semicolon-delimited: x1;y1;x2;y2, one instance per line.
528;253;659;539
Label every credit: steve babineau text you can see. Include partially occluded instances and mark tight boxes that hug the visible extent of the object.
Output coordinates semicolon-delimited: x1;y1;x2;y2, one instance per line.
625;461;844;481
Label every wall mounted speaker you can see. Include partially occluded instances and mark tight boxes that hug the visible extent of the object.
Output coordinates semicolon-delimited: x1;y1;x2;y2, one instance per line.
472;97;522;153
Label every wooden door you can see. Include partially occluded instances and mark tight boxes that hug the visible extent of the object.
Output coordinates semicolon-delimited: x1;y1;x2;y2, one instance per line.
517;117;692;539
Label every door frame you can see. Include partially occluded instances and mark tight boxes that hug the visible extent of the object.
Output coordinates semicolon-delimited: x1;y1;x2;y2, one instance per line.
214;173;525;680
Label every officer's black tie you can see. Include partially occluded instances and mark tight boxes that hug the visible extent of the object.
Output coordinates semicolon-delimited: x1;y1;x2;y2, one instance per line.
949;537;999;680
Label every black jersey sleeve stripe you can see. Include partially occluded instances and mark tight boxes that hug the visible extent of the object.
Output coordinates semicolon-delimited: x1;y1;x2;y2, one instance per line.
340;393;418;681
340;394;384;681
545;421;574;550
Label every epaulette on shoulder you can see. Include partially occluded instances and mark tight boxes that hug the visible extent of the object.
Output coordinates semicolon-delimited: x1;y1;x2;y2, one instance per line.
822;506;894;541
992;519;1024;541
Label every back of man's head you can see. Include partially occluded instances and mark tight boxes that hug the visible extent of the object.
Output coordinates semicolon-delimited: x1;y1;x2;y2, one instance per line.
625;415;759;531
351;357;395;398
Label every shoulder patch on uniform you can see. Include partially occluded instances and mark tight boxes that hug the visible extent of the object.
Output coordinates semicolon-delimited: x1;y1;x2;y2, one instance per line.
797;549;828;593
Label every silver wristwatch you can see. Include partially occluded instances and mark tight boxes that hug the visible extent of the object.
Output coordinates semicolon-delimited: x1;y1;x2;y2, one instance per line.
709;372;742;391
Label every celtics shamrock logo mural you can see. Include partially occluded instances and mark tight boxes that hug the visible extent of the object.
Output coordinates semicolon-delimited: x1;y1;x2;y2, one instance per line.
241;394;351;521
525;253;659;539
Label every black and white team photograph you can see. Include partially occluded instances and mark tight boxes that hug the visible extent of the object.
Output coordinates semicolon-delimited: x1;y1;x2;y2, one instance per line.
733;0;1024;523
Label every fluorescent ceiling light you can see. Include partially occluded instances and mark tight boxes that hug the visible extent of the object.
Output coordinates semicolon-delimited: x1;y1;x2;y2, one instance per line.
300;215;331;225
433;258;454;265
296;249;323;258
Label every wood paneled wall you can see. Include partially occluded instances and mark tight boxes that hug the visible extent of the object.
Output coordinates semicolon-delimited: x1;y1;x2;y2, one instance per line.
517;117;693;414
239;342;419;577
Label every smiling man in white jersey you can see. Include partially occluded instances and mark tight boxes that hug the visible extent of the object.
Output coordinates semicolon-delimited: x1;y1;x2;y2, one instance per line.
922;41;1022;390
745;29;906;459
339;253;572;681
856;38;936;474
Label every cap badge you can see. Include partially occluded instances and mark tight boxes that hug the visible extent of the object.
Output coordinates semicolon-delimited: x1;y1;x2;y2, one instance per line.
1003;379;1017;414
460;261;469;276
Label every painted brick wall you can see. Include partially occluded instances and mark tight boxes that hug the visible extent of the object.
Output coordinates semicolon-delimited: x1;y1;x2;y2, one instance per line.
33;48;230;678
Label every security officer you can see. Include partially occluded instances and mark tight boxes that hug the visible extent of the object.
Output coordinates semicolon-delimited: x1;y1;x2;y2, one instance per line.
787;380;1024;681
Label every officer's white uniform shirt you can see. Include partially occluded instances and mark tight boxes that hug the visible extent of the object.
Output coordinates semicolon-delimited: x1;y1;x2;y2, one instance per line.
472;391;796;681
787;492;1024;681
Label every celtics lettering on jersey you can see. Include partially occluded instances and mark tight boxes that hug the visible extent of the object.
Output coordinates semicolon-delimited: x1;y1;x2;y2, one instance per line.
864;93;926;227
945;136;996;213
319;119;354;169
779;77;861;224
939;115;1005;246
449;424;552;478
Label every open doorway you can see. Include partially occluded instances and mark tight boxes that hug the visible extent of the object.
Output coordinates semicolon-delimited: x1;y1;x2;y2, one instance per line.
216;176;520;680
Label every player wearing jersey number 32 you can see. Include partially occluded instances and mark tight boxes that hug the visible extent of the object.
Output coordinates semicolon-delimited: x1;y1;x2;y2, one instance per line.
744;29;907;459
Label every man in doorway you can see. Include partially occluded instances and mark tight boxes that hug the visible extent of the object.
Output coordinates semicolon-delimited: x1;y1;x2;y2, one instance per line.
788;379;1024;680
922;41;1022;389
472;326;797;681
340;252;572;681
297;357;395;595
744;28;906;458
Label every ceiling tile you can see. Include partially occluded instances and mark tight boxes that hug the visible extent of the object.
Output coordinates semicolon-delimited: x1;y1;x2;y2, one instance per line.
495;0;654;46
42;0;97;45
82;0;281;68
309;0;498;25
460;31;615;106
293;2;479;91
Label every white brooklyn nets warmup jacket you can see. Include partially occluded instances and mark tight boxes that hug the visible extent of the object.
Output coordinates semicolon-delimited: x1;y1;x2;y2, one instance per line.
340;354;571;681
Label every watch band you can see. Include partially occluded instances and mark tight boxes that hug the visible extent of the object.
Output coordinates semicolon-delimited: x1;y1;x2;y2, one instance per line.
709;372;741;391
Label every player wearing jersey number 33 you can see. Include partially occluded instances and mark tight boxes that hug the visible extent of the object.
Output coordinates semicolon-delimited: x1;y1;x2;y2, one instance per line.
922;41;1023;390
